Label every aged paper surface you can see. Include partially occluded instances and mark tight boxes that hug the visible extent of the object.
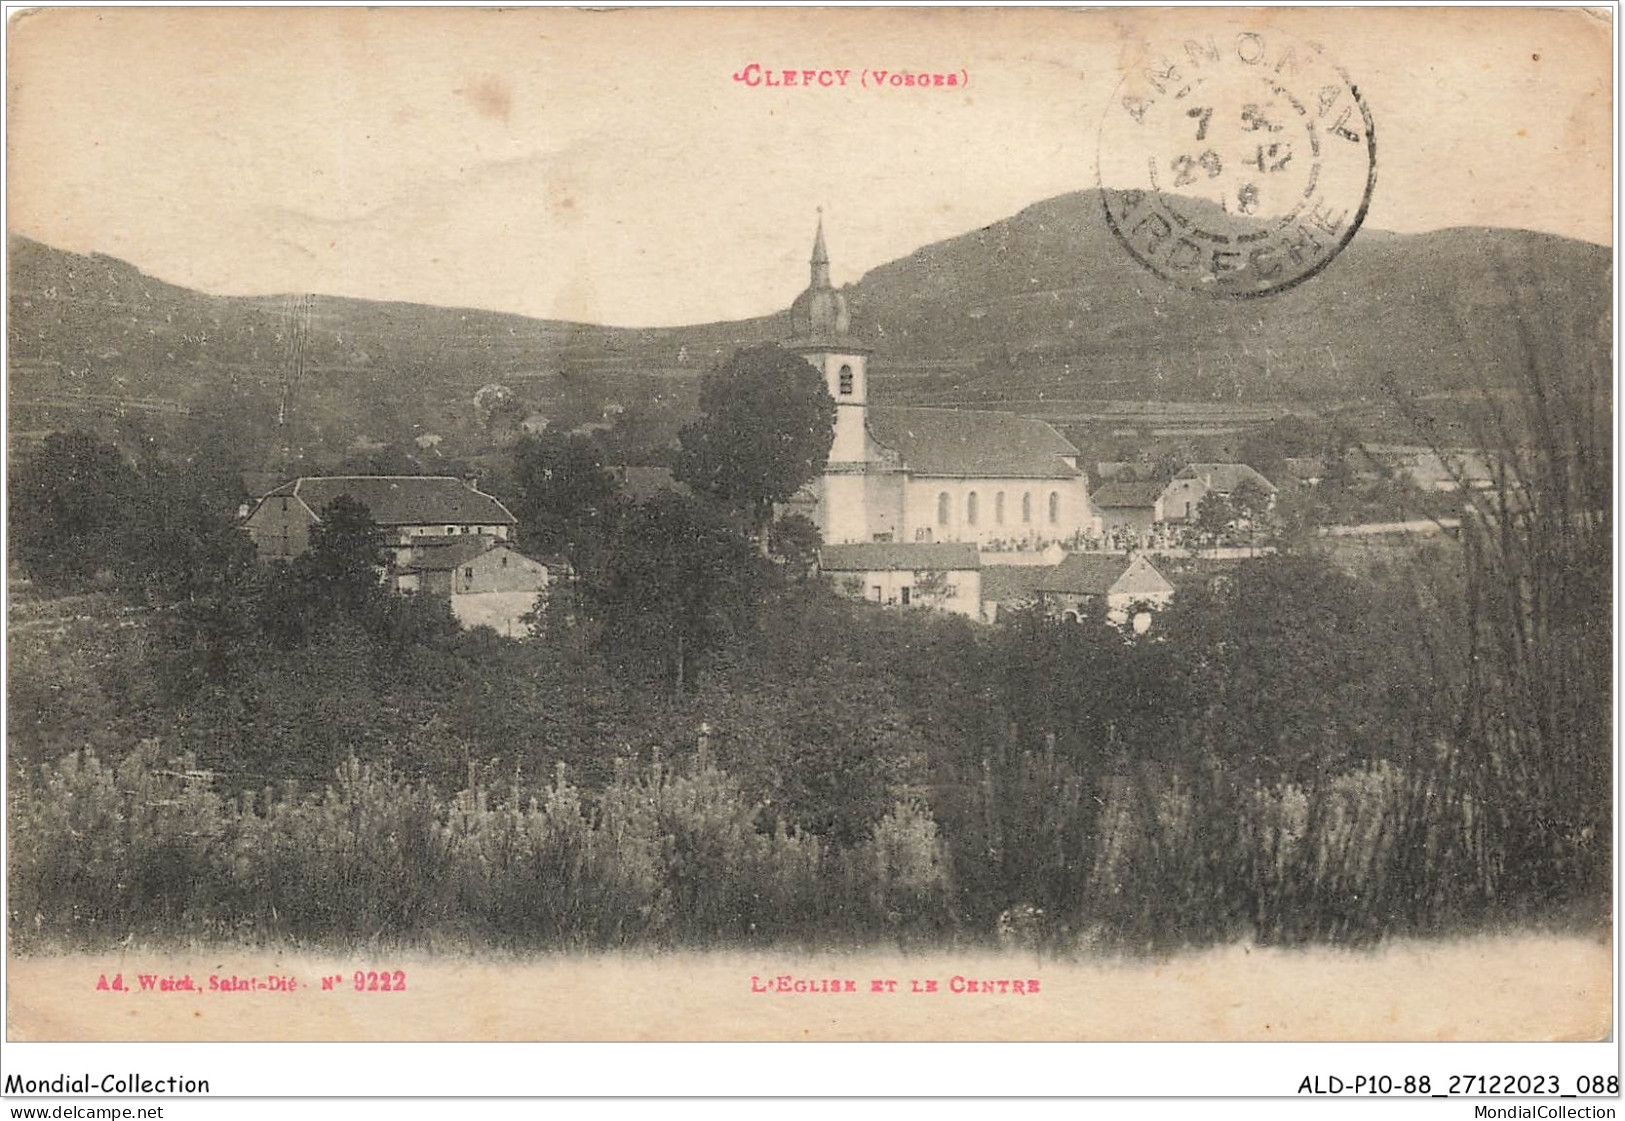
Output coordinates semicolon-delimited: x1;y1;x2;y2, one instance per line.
2;3;1614;1081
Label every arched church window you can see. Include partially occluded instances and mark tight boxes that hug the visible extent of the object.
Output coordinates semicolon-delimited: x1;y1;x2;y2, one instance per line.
994;492;1005;524
838;365;854;396
937;492;950;525
1022;492;1032;523
1048;492;1060;523
966;492;979;526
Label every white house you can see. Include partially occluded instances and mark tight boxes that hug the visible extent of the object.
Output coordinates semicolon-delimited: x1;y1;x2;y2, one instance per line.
395;539;557;637
1035;553;1175;631
1159;463;1277;524
818;541;982;618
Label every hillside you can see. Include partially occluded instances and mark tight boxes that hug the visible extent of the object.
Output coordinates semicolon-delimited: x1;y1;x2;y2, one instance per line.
7;189;1610;465
6;236;778;465
847;192;1611;408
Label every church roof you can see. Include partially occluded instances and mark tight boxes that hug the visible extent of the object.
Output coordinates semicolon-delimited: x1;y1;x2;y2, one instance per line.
819;542;981;573
261;476;517;526
867;407;1081;480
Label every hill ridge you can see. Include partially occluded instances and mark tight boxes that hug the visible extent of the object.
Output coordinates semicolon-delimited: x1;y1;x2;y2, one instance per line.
7;189;1610;466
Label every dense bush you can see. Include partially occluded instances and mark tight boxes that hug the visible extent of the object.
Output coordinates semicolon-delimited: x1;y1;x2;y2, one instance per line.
0;717;1538;955
10;742;229;944
9;744;963;951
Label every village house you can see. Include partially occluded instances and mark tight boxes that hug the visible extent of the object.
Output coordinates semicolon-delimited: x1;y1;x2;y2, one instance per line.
978;564;1053;623
1158;463;1278;523
818;541;982;618
243;475;556;635
1089;481;1167;540
393;538;557;637
243;475;517;565
1035;553;1175;631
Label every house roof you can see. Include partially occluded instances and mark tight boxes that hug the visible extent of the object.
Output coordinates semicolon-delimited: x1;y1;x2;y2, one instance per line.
867;407;1080;479
398;539;496;573
819;542;981;572
401;539;549;574
1172;463;1278;494
1037;553;1173;596
1037;554;1133;595
263;476;517;526
980;564;1056;602
1090;481;1166;509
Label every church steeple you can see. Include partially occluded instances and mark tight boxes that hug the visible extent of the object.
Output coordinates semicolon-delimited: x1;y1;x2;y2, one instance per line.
810;212;831;288
789;211;851;343
782;212;876;546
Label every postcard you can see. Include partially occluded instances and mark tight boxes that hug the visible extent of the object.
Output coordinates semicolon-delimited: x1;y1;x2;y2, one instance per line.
3;4;1614;1104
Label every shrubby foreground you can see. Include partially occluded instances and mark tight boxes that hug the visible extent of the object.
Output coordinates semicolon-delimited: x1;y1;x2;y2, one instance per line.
8;539;1608;953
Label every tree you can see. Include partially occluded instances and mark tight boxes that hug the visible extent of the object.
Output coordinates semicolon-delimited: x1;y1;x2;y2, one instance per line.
255;494;447;652
766;512;821;580
10;430;139;587
580;492;769;691
117;460;257;604
508;431;622;561
1228;478;1274;553
1193;491;1235;546
1158;555;1393;781
293;494;388;618
759;679;928;847
674;345;835;543
1230;479;1272;523
1238;414;1338;489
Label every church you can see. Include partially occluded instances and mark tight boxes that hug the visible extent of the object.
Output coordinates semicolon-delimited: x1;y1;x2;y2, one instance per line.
786;220;1092;550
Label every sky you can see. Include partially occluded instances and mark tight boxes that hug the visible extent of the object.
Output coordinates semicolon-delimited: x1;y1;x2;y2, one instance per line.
6;6;1614;327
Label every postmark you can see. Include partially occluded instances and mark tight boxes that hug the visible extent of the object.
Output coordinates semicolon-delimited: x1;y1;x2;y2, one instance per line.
1097;28;1376;298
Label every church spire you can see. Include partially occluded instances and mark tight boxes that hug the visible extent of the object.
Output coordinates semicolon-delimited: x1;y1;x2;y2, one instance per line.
788;208;855;344
810;210;831;287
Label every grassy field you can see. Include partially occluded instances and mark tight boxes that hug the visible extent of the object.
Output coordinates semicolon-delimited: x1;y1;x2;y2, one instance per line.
7;933;1609;1042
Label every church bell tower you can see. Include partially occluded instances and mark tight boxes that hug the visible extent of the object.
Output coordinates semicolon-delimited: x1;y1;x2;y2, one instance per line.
784;215;879;545
785;214;871;467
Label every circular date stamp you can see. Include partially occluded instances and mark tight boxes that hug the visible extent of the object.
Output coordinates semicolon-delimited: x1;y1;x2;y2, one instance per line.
1097;28;1376;298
